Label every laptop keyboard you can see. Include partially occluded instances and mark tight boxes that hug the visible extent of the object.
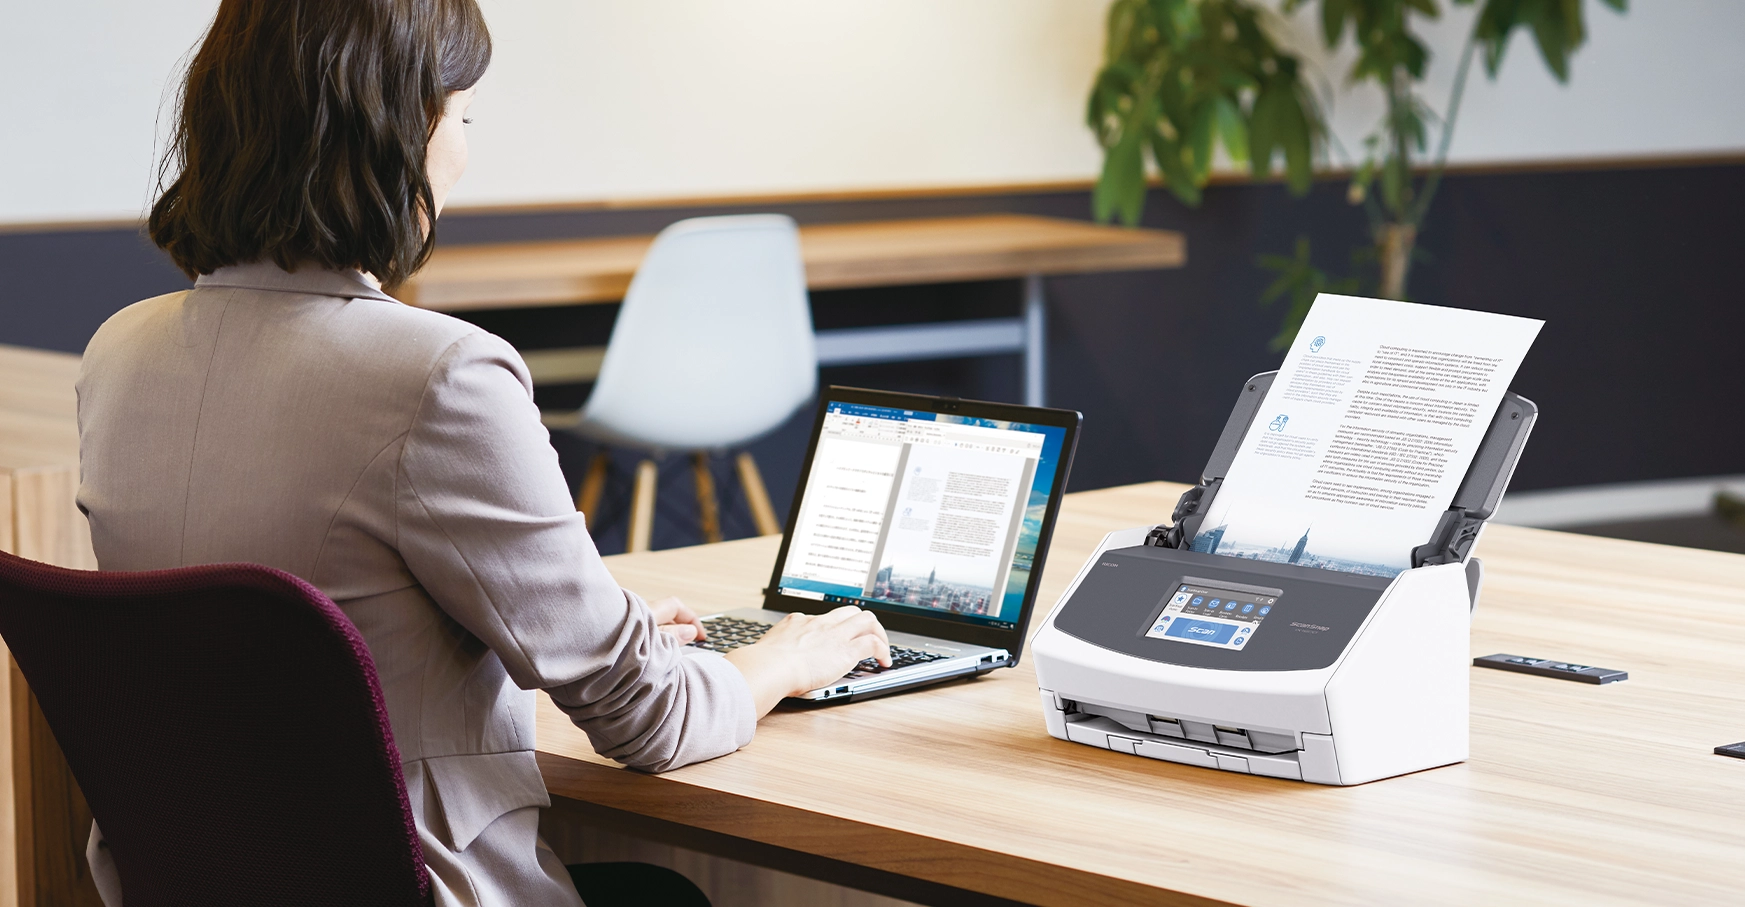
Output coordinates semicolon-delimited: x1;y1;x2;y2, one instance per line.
689;616;951;675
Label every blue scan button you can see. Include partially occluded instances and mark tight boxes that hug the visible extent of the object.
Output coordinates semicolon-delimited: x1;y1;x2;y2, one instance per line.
1163;618;1238;645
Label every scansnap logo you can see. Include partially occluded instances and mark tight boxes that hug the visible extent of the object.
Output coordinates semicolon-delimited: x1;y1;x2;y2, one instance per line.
1289;622;1331;632
1100;562;1119;567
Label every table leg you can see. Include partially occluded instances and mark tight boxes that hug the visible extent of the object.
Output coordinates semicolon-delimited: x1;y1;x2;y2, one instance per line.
1023;274;1046;408
627;460;658;553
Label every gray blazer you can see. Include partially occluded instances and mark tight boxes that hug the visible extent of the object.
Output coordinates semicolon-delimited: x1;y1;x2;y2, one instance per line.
76;263;755;905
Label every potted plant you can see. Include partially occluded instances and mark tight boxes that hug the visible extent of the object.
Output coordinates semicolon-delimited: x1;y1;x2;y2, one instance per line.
1089;0;1627;342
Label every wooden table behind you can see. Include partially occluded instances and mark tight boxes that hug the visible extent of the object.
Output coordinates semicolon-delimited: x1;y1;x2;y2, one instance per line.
536;482;1745;907
401;214;1187;312
0;344;102;907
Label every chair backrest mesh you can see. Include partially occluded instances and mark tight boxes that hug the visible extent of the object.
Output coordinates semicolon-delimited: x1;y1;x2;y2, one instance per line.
0;552;430;907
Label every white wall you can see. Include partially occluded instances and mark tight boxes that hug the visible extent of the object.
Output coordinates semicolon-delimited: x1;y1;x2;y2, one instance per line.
5;0;1744;226
1276;0;1745;168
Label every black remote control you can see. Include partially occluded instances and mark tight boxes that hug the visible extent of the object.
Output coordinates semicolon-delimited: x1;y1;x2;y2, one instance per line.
1473;653;1627;684
1716;742;1745;760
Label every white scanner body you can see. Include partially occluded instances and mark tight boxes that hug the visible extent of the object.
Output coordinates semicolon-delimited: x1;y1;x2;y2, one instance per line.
1033;527;1479;785
1032;371;1533;785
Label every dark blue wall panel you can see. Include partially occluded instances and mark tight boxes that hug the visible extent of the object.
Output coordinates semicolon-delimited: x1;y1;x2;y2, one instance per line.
4;162;1741;551
0;227;190;353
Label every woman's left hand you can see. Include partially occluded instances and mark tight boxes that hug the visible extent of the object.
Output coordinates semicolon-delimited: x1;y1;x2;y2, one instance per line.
648;596;707;644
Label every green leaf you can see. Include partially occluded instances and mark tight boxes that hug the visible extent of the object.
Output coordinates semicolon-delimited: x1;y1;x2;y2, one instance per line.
1248;81;1283;178
1188;101;1218;182
1175;0;1203;41
1278;86;1313;195
1561;0;1587;45
1152;135;1204;207
1282;127;1312;195
1093;122;1148;225
1400;33;1430;79
1472;0;1621;82
1320;0;1350;46
1529;1;1574;81
1085;67;1126;138
1105;0;1143;63
1213;95;1249;164
1393;95;1430;152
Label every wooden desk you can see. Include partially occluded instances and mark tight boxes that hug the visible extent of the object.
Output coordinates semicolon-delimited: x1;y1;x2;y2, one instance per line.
535;481;1745;906
0;344;101;907
403;215;1186;407
0;346;92;570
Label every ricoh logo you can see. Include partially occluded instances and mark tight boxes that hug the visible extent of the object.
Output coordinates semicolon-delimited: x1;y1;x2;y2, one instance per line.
1290;622;1331;632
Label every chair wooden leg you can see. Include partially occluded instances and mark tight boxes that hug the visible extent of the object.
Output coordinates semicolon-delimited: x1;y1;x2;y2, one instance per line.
735;452;781;537
692;453;722;544
628;460;658;553
575;452;610;529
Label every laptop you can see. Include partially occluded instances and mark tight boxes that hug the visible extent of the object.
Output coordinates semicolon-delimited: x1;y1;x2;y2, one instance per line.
691;386;1081;702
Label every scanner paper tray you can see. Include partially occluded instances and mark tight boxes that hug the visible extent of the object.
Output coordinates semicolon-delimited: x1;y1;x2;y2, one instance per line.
1061;712;1311;780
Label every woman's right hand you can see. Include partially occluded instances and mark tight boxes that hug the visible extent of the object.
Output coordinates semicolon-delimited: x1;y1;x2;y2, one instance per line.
723;606;891;717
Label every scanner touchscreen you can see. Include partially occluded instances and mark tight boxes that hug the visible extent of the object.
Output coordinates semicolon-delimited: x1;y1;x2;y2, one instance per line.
1145;578;1282;650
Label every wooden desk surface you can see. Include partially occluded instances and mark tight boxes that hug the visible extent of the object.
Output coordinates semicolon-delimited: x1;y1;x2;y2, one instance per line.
0;344;80;469
535;481;1745;907
403;214;1186;312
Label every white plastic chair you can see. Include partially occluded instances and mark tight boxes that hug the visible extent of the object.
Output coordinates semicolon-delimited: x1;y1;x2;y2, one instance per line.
565;214;816;551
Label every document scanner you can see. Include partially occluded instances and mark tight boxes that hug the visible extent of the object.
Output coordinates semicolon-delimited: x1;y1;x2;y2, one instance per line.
1032;371;1537;784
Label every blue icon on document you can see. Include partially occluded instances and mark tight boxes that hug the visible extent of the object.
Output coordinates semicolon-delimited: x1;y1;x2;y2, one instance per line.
1192;596;1204;606
1259;606;1272;616
1268;414;1289;432
1239;626;1250;634
1224;602;1237;611
1309;335;1326;353
1242;603;1254;614
1233;637;1245;645
1207;599;1220;608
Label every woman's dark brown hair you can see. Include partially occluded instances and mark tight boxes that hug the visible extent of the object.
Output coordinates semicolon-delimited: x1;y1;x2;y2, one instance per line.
149;0;491;289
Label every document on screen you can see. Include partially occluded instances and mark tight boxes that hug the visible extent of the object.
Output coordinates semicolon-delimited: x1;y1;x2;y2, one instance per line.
1191;294;1542;577
778;406;1044;618
863;438;1038;617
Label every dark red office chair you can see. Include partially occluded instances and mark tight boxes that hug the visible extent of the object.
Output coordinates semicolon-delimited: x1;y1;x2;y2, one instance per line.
0;551;431;907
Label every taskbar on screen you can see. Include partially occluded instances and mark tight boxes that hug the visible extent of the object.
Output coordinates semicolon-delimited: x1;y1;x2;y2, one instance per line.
815;592;1015;631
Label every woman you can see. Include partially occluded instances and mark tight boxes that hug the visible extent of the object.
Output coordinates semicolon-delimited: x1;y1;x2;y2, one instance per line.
75;1;890;904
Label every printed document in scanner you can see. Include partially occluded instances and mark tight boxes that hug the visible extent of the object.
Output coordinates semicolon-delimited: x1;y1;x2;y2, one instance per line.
1192;294;1542;577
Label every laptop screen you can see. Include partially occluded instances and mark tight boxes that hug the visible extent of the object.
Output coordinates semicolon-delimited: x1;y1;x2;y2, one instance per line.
773;397;1071;631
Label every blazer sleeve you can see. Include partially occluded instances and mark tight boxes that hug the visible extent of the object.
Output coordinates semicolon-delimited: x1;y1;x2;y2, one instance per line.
394;330;756;772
